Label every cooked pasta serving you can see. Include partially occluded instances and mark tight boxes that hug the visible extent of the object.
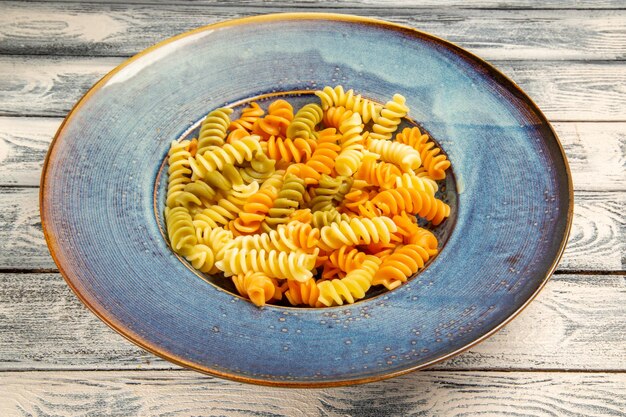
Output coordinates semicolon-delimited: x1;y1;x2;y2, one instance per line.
164;86;452;307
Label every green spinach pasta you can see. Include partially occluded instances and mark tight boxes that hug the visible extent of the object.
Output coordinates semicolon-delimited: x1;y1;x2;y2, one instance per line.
164;87;452;307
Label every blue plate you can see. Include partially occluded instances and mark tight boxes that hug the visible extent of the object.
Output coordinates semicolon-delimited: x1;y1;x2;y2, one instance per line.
41;13;572;387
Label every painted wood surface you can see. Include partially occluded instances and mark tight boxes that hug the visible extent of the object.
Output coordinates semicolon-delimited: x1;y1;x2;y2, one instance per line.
2;188;623;271
1;371;625;417
2;118;624;190
2;56;625;120
1;3;625;60
0;1;624;415
0;273;623;371
13;0;626;9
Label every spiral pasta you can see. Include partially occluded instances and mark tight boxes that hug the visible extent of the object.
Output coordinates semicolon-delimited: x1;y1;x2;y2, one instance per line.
367;138;421;172
232;271;282;307
319;216;397;250
232;221;319;253
335;112;365;176
326;246;367;273
217;248;317;282
354;152;401;190
252;99;294;139
185;244;215;273
197;107;233;155
193;195;249;230
284;278;321;307
317;255;381;306
165;207;197;256
370;187;451;225
262;136;314;164
263;173;306;230
372;244;431;290
315;85;381;123
396;172;438;195
286;103;323;140
371;94;409;140
166;140;194;209
190;136;262;178
300;128;341;181
230;170;284;234
395;127;451;180
239;152;276;184
230;102;264;132
164;89;452;307
322;106;353;129
309;174;343;212
311;207;351;229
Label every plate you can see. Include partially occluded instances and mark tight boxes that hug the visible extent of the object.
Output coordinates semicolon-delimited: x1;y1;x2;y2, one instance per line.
41;13;572;387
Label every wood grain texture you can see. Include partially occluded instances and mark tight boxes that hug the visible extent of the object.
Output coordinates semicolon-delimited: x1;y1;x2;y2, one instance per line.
0;55;123;117
0;370;624;417
2;118;623;189
3;188;622;271
0;117;62;187
557;122;626;192
560;191;625;272
17;0;626;9
1;272;624;372
1;3;625;60
0;56;625;121
0;1;622;416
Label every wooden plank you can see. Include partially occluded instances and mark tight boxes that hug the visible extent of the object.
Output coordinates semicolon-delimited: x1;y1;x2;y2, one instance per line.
0;272;623;371
1;188;622;271
555;122;626;192
2;118;623;190
560;192;625;272
0;56;122;118
18;0;626;9
1;56;625;121
0;57;625;121
0;117;62;187
0;370;624;416
1;3;625;60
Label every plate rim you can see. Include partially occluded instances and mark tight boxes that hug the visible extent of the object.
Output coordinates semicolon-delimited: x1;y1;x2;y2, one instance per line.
39;12;574;387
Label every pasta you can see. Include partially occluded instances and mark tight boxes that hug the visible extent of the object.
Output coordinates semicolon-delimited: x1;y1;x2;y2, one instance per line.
372;244;432;290
335;112;365;176
319;216;397;250
216;248;318;282
190;136;262;178
315;85;381;123
230;102;264;132
370;94;409;140
232;271;282;307
395;127;451;180
367;138;421;172
317;255;381;306
166;140;194;209
197;107;233;155
164;87;452;307
286;103;323;141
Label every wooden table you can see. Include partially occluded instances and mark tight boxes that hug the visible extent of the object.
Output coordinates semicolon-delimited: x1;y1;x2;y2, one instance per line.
0;1;624;415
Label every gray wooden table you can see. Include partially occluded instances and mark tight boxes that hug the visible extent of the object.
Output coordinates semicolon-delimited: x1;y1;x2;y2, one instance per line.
0;1;624;416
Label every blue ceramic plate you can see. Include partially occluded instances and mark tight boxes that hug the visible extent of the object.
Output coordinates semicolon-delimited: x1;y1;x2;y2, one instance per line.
41;13;572;387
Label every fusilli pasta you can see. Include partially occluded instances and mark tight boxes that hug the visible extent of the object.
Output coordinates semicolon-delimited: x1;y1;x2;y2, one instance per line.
164;88;452;307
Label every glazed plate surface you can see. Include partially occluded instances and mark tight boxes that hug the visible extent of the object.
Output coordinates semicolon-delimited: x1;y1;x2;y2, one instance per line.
41;13;572;386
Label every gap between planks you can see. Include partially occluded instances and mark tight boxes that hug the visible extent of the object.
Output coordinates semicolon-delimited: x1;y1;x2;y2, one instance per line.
6;0;626;10
0;370;624;417
1;4;626;61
